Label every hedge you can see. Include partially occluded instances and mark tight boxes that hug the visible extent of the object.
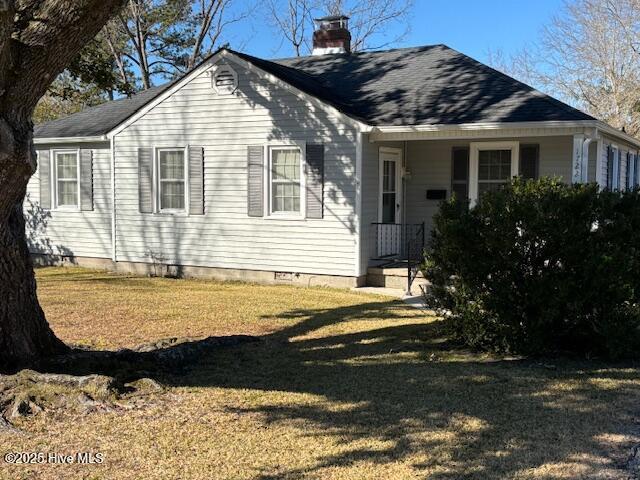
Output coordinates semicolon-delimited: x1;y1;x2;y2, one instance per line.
423;177;640;358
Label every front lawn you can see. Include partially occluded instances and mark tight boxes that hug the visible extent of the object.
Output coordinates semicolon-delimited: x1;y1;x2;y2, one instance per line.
1;267;639;479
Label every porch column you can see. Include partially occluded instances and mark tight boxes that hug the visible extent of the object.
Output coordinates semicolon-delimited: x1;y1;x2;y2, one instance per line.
581;137;593;183
595;137;606;188
572;134;585;184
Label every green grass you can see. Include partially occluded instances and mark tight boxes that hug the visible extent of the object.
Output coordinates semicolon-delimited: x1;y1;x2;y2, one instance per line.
1;266;639;479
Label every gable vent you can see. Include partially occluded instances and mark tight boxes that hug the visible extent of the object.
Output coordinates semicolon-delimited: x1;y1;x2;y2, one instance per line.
211;64;238;94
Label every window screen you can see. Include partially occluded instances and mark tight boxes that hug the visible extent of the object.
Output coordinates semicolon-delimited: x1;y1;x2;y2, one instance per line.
271;147;301;213
159;149;185;210
478;149;512;195
55;151;79;207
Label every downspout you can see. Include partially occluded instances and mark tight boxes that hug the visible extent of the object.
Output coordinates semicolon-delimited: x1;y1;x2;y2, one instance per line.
354;131;363;280
403;140;408;228
110;135;116;263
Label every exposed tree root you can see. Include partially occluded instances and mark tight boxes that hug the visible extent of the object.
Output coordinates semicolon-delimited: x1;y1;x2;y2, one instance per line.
0;334;258;432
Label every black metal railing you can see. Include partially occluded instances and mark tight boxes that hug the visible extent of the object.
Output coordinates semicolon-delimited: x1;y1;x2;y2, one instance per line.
406;222;425;295
370;222;425;294
371;222;425;260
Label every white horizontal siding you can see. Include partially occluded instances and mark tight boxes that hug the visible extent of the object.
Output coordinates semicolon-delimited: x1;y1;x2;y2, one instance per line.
360;136;576;266
114;60;358;277
24;142;112;258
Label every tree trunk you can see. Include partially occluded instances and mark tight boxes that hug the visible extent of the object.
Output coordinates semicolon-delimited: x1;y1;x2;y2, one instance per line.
0;0;128;369
0;122;67;370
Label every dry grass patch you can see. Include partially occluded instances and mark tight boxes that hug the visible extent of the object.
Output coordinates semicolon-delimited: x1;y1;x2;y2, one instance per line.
0;267;639;480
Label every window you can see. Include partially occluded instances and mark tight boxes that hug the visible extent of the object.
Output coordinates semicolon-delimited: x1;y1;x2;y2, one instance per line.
158;149;186;211
270;147;302;214
451;147;469;200
469;142;518;205
381;159;397;222
54;150;79;208
478;150;512;195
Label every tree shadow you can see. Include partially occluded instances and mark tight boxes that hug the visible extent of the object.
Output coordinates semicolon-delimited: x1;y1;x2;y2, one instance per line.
24;193;74;262
189;304;639;479
16;293;640;478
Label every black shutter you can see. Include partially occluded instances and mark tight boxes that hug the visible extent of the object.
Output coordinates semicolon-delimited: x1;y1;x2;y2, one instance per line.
451;147;469;200
520;144;539;180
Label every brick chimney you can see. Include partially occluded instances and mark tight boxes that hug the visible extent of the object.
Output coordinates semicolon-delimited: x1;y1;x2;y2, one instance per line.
312;15;351;55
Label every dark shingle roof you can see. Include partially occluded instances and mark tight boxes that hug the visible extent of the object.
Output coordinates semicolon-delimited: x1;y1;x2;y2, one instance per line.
270;45;594;125
34;44;593;138
34;82;175;138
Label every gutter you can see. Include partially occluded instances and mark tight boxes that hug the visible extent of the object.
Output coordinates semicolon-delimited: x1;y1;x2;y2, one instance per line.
33;135;109;145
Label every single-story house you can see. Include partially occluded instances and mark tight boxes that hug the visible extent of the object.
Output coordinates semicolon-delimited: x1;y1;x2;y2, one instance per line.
28;15;640;292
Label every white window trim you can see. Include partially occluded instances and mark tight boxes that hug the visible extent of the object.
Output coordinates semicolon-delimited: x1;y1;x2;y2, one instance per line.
469;141;520;206
264;142;306;219
154;146;189;215
51;148;81;211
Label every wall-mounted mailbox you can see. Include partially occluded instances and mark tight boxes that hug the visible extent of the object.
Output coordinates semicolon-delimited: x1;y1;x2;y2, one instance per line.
426;189;447;200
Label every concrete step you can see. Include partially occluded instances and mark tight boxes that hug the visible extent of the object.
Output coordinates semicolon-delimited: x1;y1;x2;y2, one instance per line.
366;266;428;292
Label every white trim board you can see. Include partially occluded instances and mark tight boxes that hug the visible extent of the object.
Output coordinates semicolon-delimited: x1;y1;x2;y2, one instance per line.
370;121;640;148
34;136;108;145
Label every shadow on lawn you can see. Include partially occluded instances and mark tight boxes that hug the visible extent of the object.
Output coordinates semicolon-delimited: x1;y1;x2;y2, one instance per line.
168;301;640;478
41;299;640;479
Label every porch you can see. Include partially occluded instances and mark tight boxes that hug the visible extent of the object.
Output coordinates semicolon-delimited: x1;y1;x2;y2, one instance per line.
367;223;426;294
361;129;611;293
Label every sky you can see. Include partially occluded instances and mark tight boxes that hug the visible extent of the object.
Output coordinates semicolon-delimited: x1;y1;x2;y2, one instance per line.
224;0;566;63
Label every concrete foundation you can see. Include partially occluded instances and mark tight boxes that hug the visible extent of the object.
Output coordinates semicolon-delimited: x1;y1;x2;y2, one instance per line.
31;254;363;289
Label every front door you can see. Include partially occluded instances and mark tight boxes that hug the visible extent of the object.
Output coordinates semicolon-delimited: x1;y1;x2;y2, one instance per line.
377;147;403;257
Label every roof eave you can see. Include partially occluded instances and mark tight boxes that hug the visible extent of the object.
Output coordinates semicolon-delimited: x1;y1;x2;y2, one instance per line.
33;135;109;144
370;120;640;148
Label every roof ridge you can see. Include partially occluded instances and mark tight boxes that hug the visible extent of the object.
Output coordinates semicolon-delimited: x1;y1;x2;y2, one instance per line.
271;43;445;63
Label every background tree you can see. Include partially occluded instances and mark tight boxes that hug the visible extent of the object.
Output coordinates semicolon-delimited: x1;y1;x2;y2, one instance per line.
110;0;248;88
0;0;128;368
33;30;136;123
489;0;640;137
35;0;249;123
265;0;414;56
266;0;313;57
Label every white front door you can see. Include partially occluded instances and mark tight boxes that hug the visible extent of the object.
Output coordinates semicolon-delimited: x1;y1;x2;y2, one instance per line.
377;147;403;257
